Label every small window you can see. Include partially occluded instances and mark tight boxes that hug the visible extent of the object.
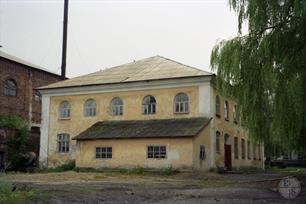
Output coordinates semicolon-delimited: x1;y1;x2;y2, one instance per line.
247;140;251;160
253;145;257;160
216;95;220;116
200;145;205;160
224;101;229;121
84;99;96;117
96;147;112;159
59;101;71;118
4;79;17;96
258;144;261;160
142;95;156;114
234;137;238;159
216;131;220;154
241;139;245;159
57;133;70;153
233;105;237;123
147;145;166;159
174;93;189;113
34;90;42;102
111;97;123;116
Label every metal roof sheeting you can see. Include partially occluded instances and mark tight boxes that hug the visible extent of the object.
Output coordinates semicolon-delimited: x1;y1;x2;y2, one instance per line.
40;56;213;89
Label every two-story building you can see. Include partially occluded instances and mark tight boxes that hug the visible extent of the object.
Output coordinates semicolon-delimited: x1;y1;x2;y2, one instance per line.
38;56;263;170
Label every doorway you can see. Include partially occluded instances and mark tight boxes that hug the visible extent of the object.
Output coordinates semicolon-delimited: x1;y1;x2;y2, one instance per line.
224;134;232;171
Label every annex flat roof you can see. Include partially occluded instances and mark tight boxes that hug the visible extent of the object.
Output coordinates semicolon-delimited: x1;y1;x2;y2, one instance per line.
73;117;211;140
40;56;213;90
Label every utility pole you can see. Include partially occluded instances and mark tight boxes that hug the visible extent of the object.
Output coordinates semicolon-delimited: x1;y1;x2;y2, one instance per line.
61;0;69;79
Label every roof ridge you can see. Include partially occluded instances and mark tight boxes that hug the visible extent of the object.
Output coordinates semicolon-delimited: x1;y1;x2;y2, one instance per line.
156;55;212;74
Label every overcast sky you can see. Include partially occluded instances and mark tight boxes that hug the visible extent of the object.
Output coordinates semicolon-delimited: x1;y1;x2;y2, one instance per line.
0;0;239;78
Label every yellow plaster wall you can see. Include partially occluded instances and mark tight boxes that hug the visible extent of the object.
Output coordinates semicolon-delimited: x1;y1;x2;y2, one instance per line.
213;94;263;169
47;86;199;166
75;138;194;169
192;124;212;170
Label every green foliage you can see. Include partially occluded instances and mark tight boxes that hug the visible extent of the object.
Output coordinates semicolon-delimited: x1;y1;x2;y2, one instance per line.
211;0;306;155
160;166;179;176
43;161;76;173
0;180;36;204
0;115;30;170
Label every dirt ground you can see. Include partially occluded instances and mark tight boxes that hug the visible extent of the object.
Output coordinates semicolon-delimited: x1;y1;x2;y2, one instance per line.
2;171;306;204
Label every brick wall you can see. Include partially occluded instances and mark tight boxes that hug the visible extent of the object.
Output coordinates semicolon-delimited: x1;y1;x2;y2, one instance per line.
0;57;62;124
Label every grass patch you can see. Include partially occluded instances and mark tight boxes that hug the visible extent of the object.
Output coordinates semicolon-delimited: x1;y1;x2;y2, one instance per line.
38;161;76;173
0;179;37;204
267;166;306;174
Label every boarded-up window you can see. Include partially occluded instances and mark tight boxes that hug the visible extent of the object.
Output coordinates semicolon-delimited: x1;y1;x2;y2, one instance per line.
57;133;69;153
241;139;245;159
234;137;238;159
216;131;220;154
96;147;112;159
4;79;17;96
147;145;166;159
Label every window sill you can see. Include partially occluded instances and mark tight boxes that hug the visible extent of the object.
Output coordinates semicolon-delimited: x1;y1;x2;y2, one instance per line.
174;112;189;114
59;117;71;120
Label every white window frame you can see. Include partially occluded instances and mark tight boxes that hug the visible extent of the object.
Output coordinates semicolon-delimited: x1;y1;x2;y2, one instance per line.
174;93;189;113
84;99;96;117
96;147;112;159
147;145;167;159
111;97;123;116
59;101;71;118
142;95;156;115
57;133;70;153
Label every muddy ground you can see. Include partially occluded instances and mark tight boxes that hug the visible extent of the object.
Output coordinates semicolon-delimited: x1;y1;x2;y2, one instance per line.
2;171;306;204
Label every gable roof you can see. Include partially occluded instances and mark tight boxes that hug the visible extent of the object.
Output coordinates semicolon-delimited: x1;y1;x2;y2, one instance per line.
40;56;213;90
73;117;211;140
0;50;61;77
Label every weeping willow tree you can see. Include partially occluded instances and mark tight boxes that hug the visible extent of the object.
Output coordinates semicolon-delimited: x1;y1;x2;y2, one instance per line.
211;0;306;156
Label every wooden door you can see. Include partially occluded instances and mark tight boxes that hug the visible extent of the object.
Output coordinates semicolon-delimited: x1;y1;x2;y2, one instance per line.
224;145;232;171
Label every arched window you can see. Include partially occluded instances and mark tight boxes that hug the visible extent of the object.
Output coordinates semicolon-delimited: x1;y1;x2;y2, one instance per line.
111;97;123;116
84;99;96;117
224;100;229;121
216;131;220;154
233;105;237;123
142;95;156;114
59;101;71;118
4;79;17;96
174;93;189;113
216;95;220;116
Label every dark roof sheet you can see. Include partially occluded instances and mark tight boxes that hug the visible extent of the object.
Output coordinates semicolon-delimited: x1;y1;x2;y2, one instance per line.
73;117;211;140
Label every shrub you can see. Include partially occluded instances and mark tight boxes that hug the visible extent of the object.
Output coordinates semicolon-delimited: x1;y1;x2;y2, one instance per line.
0;180;36;204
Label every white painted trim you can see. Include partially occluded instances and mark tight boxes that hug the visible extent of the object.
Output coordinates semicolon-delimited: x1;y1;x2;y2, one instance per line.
40;77;212;97
39;95;50;168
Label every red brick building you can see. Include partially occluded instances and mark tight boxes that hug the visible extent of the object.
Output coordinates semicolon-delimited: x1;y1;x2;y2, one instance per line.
0;50;63;167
